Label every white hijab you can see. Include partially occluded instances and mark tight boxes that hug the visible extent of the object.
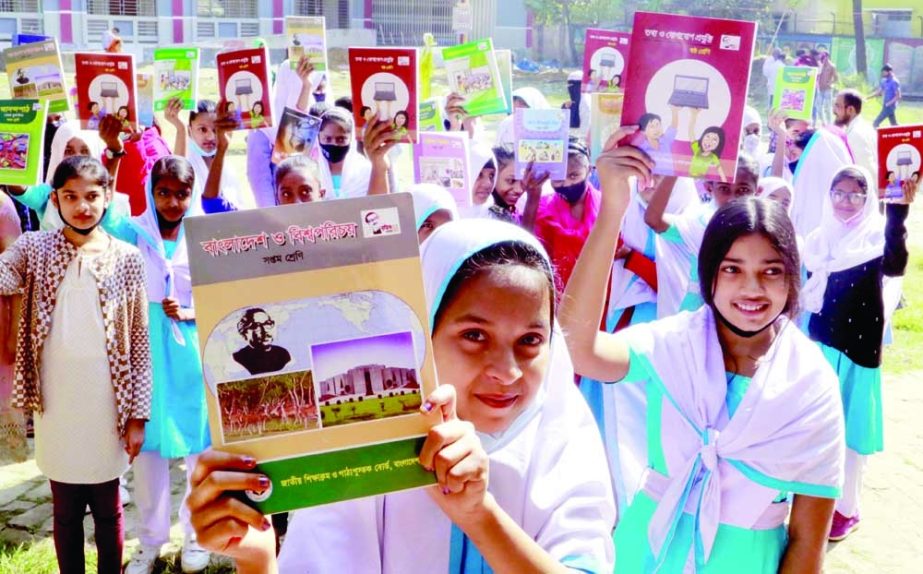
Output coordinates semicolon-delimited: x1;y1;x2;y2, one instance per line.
408;183;459;230
279;219;615;573
791;128;854;237
802;165;884;314
458;141;495;219
316;109;372;200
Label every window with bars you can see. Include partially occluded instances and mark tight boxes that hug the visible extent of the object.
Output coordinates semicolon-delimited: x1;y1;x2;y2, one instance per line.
374;0;454;46
87;1;155;16
0;0;40;12
197;0;258;18
294;0;350;29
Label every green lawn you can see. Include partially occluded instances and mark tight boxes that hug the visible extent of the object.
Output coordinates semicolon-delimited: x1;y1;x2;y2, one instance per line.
320;393;422;427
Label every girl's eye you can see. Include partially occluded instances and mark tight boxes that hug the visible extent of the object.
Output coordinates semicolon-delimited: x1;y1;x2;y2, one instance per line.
461;329;486;343
764;267;784;276
519;333;545;347
720;264;739;274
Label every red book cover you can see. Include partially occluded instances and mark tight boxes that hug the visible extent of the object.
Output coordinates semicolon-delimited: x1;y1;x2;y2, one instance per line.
74;52;137;132
621;12;756;182
582;29;630;93
877;125;923;199
216;46;273;130
348;48;418;143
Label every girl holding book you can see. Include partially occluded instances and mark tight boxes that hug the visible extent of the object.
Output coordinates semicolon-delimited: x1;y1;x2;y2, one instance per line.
0;155;152;573
562;128;846;573
486;145;548;229
185;219;616;573
315;106;399;199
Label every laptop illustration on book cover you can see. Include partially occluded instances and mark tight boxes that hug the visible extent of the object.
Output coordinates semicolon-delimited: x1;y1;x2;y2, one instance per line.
668;75;710;109
374;82;397;102
99;81;119;98
897;150;913;166
235;78;253;96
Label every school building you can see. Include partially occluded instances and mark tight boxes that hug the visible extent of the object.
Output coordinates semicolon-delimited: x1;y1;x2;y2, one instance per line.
0;1;532;57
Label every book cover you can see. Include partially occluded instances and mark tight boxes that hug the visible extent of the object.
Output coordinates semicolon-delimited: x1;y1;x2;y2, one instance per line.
74;52;138;132
185;194;439;514
621;12;757;182
773;66;817;122
0;99;47;186
442;38;507;117
589;92;624;164
153;47;199;111
348;48;418;143
495;49;514;114
286;16;328;73
217;46;273;130
272;107;322;165
513;108;569;180
582;29;630;93
413;131;471;209
12;34;51;47
418;98;442;132
136;72;154;128
877;125;923;200
3;39;69;113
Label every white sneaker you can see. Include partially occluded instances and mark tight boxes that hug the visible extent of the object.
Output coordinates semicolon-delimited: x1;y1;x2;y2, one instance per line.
181;538;211;573
123;544;160;574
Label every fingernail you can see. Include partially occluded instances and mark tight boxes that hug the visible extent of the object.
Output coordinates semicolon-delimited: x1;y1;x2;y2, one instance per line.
260;518;271;531
258;476;270;489
442;487;451;495
421;401;433;413
242;456;256;468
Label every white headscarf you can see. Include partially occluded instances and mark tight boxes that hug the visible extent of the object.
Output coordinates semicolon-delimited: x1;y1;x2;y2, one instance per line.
494;87;551;147
791;128;854;237
756;176;795;215
408;184;459;230
802;165;884;314
316;108;372;199
279;219;615;574
458;141;495;218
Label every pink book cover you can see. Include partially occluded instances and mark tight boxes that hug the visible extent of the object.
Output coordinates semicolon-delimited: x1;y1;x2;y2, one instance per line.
582;29;630;93
74;52;137;132
413;131;471;209
877;125;923;200
348;47;418;144
216;46;273;130
621;12;757;182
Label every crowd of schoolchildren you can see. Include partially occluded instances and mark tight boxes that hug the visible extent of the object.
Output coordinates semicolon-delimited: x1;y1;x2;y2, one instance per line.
0;28;917;574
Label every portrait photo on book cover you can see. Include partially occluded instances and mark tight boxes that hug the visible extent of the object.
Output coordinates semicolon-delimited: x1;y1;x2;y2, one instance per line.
361;207;401;238
232;308;292;376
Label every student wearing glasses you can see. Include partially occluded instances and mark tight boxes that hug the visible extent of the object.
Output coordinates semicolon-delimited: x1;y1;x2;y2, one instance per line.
801;165;915;541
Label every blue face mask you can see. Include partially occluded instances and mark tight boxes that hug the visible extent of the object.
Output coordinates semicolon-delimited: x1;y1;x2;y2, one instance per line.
189;137;216;158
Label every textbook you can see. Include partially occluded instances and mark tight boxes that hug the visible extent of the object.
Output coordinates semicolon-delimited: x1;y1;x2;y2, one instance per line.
216;45;273;130
0;99;47;186
413;131;471;209
185;193;439;514
285;16;328;73
773;66;817;122
877;124;923;200
582;29;630;93
3;39;69;113
418;98;442;132
442;38;507;117
348;47;418;143
272;107;322;165
74;52;138;132
513;108;569;180
588;92;624;164
153;47;199;111
136;73;154;128
495;49;514;114
621;12;757;182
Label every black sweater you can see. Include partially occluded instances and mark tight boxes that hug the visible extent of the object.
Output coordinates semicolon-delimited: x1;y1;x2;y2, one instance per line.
808;204;909;368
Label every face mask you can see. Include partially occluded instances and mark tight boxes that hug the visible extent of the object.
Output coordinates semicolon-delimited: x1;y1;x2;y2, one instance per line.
314;92;327;103
55;194;107;236
554;180;587;204
189;137;216;158
788;160;800;174
714;306;781;339
320;143;350;164
743;134;760;156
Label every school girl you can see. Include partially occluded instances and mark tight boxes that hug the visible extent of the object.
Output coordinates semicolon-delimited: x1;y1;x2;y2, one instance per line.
561;130;846;573
203;152;325;214
801;166;913;540
184;219;616;573
486;145;549;228
315;107;398;199
408;182;459;243
0;156;152;573
788;128;853;237
0;190;22;463
457;142;497;219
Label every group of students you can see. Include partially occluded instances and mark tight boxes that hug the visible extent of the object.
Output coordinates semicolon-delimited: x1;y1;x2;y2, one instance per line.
0;37;916;574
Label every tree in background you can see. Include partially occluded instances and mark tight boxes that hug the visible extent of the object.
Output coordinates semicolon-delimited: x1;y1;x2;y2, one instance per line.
853;0;867;80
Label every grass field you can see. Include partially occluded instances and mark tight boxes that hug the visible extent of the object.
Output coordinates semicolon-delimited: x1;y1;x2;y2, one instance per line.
2;61;923;572
320;393;422;427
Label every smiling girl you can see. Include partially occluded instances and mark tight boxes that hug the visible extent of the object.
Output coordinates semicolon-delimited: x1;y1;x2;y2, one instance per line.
184;219;615;573
487;145;548;228
561;129;845;573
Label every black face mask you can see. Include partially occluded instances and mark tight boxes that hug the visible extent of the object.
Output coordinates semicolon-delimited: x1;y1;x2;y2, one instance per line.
55;194;106;236
788;160;799;174
554;180;587;204
714;306;780;339
156;210;184;231
320;143;350;164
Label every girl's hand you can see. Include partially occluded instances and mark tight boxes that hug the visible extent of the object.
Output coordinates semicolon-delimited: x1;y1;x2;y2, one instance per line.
187;450;274;560
597;126;654;190
295;56;315;87
522;161;550;200
215;102;238;152
123;418;145;463
164;97;185;130
363;115;400;167
896;178;918;205
162;297;187;321
445;93;474;134
419;385;491;527
768;108;789;137
98;115;125;154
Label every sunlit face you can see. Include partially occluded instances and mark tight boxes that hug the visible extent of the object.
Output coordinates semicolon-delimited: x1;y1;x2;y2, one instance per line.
830;177;867;223
432;265;551;434
708;169;757;207
701;132;720;154
473;166;496;205
63;137;91;158
712;233;789;336
51;177;110;232
152;175;192;224
417;209;453;243
551;155;589;188
276;169;324;205
188;112;218;153
319;121;351;146
494;163;523;206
